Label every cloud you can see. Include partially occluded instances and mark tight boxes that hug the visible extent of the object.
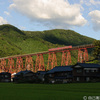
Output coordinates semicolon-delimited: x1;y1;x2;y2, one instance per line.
89;10;100;31
4;11;10;16
80;0;90;6
89;0;100;5
0;16;8;25
9;0;87;29
80;0;100;6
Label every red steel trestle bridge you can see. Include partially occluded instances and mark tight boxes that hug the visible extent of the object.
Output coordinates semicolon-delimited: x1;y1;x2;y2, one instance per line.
0;44;94;73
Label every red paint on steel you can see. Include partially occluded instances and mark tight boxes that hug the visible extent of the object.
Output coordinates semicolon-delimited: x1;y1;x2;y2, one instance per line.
0;59;6;72
78;49;83;63
83;48;88;61
0;44;94;60
78;48;89;63
25;56;34;71
61;50;71;66
47;52;57;70
49;46;72;52
16;57;23;72
35;54;45;72
8;58;14;73
0;44;94;73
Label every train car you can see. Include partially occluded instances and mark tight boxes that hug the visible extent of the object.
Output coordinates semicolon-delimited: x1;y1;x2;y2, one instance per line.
49;46;72;52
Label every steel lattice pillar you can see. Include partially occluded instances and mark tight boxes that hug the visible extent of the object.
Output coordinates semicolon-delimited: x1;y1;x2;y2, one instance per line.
78;49;83;63
16;57;23;72
78;48;88;63
47;52;57;70
61;50;71;66
83;48;88;62
25;56;34;71
35;54;45;72
0;59;6;72
8;58;14;73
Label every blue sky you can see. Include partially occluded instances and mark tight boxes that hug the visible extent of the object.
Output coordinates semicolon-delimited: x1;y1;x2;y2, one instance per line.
0;0;100;40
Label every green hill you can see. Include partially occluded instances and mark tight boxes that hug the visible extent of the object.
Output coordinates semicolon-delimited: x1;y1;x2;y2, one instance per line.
0;24;95;64
24;29;94;46
0;24;25;57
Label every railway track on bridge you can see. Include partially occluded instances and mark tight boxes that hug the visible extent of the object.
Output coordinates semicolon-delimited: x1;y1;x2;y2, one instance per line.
0;44;95;73
0;44;94;60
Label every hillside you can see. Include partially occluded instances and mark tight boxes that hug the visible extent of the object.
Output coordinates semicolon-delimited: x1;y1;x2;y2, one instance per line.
0;24;24;57
0;24;95;59
24;29;94;46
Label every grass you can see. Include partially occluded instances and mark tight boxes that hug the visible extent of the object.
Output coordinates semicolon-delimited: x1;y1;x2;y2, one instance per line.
0;83;100;100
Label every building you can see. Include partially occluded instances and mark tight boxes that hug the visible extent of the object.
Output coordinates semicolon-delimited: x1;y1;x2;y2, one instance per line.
0;72;11;82
13;70;37;83
36;71;47;83
72;63;100;82
45;66;73;83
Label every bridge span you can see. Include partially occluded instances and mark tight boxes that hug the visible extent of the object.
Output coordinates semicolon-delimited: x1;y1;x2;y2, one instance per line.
0;44;94;73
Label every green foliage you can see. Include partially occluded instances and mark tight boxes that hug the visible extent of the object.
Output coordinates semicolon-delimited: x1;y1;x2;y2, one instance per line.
88;60;100;64
0;37;22;57
93;40;100;60
0;24;25;35
0;24;95;66
24;29;95;46
0;24;25;57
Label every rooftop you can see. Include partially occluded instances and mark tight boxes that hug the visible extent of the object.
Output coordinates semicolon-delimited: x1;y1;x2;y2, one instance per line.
15;70;34;75
37;71;47;75
47;66;72;74
0;72;11;75
73;63;100;68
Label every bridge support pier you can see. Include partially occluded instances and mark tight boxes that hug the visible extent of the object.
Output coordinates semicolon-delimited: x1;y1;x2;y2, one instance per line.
78;48;88;63
61;50;71;66
8;58;14;73
0;44;93;73
35;54;45;72
25;56;34;71
47;52;57;70
0;59;6;72
16;57;23;72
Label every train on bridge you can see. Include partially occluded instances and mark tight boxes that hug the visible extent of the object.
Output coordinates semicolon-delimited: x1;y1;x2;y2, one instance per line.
0;44;94;73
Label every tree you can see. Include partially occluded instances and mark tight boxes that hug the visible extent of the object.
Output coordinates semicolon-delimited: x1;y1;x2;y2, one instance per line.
93;40;100;60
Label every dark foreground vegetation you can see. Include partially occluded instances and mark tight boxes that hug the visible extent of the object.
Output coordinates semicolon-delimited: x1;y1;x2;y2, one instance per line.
0;83;100;100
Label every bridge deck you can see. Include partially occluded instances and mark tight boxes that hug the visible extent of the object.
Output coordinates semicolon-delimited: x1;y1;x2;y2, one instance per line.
0;44;94;60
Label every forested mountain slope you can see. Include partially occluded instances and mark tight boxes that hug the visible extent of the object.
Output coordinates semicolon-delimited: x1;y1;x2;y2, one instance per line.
0;24;95;58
